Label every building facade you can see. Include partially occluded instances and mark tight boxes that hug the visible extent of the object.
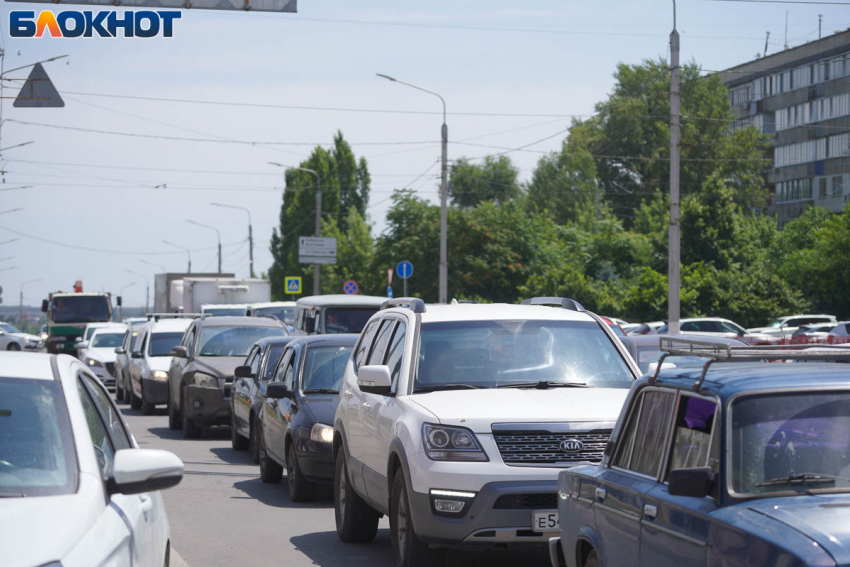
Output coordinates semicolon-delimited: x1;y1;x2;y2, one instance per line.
719;31;850;226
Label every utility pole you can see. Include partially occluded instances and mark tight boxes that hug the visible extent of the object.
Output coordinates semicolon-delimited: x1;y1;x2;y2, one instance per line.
784;12;789;50
764;31;770;57
291;167;322;295
668;0;681;335
187;220;222;274
210;203;254;278
162;240;191;273
593;179;599;235
20;279;41;330
819;14;823;39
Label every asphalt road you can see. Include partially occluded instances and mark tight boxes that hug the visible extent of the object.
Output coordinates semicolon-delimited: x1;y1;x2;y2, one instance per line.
119;402;552;567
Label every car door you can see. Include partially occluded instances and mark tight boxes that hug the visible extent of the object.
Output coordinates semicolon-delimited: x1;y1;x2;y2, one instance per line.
361;318;407;504
234;345;262;434
640;393;719;567
130;329;148;397
170;323;195;408
343;318;381;465
264;346;296;463
595;388;676;567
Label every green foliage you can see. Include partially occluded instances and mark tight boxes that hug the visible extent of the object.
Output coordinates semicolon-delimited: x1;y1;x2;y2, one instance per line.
448;156;520;208
319;210;375;295
526;146;599;230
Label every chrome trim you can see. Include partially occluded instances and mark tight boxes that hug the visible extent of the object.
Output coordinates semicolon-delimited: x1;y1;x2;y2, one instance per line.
640;519;707;547
643;504;657;519
576;496;594;505
491;422;616;432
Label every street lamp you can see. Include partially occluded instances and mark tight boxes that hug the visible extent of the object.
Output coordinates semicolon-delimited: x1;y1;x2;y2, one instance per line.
0;239;18;246
126;269;149;313
269;162;322;295
117;281;137;321
377;73;448;303
0;141;34;152
20;278;41;329
0;208;22;215
162;240;191;273
210;203;254;278
187;219;222;274
140;259;167;273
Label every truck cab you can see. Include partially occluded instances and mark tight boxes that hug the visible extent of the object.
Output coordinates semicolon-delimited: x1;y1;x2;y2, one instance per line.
42;292;113;354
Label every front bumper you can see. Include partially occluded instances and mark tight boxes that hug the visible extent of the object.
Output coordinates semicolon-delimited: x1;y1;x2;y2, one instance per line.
295;439;334;482
184;385;230;427
22;341;44;351
408;479;558;546
89;365;116;388
142;378;169;404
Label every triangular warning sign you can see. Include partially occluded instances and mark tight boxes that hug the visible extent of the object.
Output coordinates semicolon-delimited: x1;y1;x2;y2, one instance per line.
14;63;64;108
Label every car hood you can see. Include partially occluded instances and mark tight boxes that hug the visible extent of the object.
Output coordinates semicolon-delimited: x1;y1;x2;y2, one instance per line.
11;332;42;342
194;355;244;377
83;347;117;362
2;475;102;567
408;387;629;433
301;393;338;426
742;495;850;564
145;356;173;372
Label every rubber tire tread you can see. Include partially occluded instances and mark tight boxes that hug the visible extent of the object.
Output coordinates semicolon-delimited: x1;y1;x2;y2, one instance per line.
334;450;379;543
287;442;315;502
390;471;445;567
259;433;283;483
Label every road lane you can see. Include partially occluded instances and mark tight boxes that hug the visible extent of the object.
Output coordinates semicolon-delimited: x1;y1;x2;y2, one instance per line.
119;403;550;567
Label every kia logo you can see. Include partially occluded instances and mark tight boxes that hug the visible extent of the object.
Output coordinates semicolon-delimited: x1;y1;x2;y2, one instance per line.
559;439;584;453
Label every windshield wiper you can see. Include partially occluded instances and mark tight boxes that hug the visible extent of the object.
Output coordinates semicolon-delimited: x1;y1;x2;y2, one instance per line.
497;381;588;389
414;383;485;393
303;388;338;394
755;473;850;487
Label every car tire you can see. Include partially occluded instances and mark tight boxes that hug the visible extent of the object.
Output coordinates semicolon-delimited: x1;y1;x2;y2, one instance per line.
391;470;445;567
141;390;156;416
334;449;379;543
231;412;249;451
168;388;181;430
130;384;142;410
287;442;315;502
7;342;20;351
584;550;599;567
181;392;202;439
259;432;283;484
250;415;260;464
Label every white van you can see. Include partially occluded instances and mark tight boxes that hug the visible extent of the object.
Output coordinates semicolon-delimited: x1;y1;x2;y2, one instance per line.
293;295;386;335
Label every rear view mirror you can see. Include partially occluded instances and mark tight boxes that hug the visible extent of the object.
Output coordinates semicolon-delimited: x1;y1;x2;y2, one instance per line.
266;383;292;399
668;467;714;498
131;351;143;359
41;299;49;313
304;317;316;334
234;365;253;379
358;365;392;395
107;449;184;496
171;346;188;358
77;341;89;349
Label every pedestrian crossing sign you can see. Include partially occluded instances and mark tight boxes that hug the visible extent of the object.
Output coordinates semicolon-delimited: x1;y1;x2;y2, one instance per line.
285;276;302;295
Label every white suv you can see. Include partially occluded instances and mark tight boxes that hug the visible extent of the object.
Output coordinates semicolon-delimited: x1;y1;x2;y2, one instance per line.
332;297;640;567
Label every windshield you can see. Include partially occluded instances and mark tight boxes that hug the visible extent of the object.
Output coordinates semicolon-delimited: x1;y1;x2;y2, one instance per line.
198;325;288;357
50;296;111;324
731;391;850;496
91;333;124;348
0;377;78;497
149;332;185;357
203;307;248;316
256;306;296;325
415;320;634;390
302;345;353;392
324;308;378;334
263;345;287;380
635;347;707;374
0;323;21;334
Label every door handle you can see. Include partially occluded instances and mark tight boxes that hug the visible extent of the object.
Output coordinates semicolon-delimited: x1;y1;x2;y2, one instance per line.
595;487;606;502
343;389;353;401
362;401;371;410
643;504;658;520
139;494;153;512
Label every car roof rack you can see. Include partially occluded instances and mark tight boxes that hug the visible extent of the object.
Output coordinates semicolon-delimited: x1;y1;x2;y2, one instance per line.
520;297;584;312
450;298;479;305
146;313;201;322
381;298;426;314
652;337;850;392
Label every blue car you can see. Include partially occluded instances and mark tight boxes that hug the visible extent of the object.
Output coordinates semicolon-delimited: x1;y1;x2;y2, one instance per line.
551;345;850;567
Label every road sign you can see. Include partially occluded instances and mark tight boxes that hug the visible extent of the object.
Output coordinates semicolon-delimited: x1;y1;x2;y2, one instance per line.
285;277;302;295
387;286;393;299
396;260;414;279
343;280;359;295
299;237;337;265
14;63;64;108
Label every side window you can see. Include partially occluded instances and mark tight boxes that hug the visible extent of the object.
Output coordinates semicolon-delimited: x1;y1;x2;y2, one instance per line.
680;322;697;332
612;389;675;477
120;330;130;350
273;348;294;383
83;374;132;450
185;327;196;354
353;320;380;371
668;395;718;473
283;358;296;391
77;379;116;477
134;332;146;354
385;322;407;394
247;347;262;377
367;320;396;366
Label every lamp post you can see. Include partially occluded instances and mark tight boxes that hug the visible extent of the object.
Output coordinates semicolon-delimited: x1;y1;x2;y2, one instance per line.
187;219;222;273
162;240;191;273
377;73;448;304
126;269;149;313
0;239;19;246
270;163;322;295
118;281;136;322
20;278;41;329
211;203;254;278
140;259;167;273
0;208;23;216
668;0;681;335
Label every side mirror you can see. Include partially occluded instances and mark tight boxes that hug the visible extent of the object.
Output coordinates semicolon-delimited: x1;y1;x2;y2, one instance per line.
304;317;316;334
358;365;392;395
171;345;188;358
266;382;292;399
116;296;123;307
107;449;184;496
131;351;143;359
75;337;83;343
0;330;5;336
668;467;714;498
77;341;89;349
42;299;49;312
114;347;125;355
234;365;254;379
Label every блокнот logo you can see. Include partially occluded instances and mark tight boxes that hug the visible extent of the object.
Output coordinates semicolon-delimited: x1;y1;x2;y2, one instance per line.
10;10;182;38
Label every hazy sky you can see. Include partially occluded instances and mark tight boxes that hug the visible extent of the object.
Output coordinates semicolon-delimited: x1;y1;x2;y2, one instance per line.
0;0;846;308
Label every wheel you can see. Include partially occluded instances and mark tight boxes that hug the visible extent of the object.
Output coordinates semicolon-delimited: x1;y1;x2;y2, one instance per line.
130;383;142;410
334;449;379;543
168;388;181;430
7;343;20;351
250;415;260;464
391;470;445;567
231;412;249;451
141;389;156;416
287;442;315;502
259;431;283;484
584;550;599;567
181;392;202;439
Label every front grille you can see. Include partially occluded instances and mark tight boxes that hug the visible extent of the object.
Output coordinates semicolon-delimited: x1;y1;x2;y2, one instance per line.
493;429;611;466
105;362;115;376
494;493;557;510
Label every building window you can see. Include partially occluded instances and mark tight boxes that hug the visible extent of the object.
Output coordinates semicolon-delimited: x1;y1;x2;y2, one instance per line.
832;176;844;197
820;178;829;198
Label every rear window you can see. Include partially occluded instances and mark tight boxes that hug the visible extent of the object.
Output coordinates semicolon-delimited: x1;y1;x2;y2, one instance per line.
198;325;288;357
92;333;124;348
149;332;186;357
324;308;379;334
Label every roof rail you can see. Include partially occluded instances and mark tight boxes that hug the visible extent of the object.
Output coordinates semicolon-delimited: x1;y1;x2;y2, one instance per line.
450;298;480;305
520;297;584;312
381;298;426;314
146;312;201;322
652;337;850;392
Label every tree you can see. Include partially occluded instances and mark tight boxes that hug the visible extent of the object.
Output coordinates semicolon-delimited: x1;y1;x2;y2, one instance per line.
448;155;520;208
319;210;375;295
526;146;599;230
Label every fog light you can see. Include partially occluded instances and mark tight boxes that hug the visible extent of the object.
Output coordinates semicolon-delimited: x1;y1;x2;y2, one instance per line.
193;399;202;408
429;489;476;517
434;499;465;513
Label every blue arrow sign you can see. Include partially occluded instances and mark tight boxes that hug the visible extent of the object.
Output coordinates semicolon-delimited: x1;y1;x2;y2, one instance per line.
396;260;413;279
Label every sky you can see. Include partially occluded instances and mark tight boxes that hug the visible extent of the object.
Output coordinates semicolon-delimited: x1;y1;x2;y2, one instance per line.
0;0;847;308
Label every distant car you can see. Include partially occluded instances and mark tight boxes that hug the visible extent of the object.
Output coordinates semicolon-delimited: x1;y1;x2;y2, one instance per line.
126;317;194;415
114;319;149;403
0;352;183;567
789;323;836;342
629;334;750;374
230;336;295;462
624;321;665;336
77;325;127;390
747;313;837;338
167;315;289;438
829;321;850;341
0;321;44;352
599;316;626;337
201;303;250;317
258;334;357;501
247;301;296;330
76;322;122;357
293;294;386;335
657;317;774;344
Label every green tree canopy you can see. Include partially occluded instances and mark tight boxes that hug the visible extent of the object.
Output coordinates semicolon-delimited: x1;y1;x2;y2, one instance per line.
448;155;520;208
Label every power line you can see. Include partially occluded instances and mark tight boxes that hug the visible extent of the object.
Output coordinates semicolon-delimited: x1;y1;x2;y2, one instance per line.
703;0;850;5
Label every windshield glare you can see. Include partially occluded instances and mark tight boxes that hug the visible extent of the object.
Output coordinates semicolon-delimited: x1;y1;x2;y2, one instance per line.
149;332;185;357
256;307;296;325
324;308;378;334
731;392;850;495
415;320;633;390
50;296;111;324
0;377;77;497
198;326;288;357
302;346;353;391
91;333;124;348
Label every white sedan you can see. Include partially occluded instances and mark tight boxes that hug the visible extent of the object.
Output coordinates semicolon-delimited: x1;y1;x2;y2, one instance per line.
0;322;44;351
78;325;127;390
0;352;184;567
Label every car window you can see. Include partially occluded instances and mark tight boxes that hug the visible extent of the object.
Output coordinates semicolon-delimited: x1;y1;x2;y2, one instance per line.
613;389;675;477
282;358;295;391
263;345;287;380
680;322;698;332
85;327;98;341
367;320;396;366
197;325;288;357
149;332;185;356
77;379;116;478
246;346;261;377
385;322;407;394
83;375;131;451
721;322;743;334
668;395;718;473
324;308;379;334
353;320;380;371
272;348;294;382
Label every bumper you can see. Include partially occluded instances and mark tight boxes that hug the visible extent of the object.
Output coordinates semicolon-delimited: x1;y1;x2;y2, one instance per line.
90;366;116;388
47;340;78;354
295;439;334;482
408;479;558;546
184;385;230;427
142;378;169;404
22;342;44;351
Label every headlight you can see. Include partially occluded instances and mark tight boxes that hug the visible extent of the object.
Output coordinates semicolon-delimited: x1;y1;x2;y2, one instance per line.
87;359;103;368
193;372;218;387
422;424;487;461
40;333;48;340
310;423;334;444
152;370;169;381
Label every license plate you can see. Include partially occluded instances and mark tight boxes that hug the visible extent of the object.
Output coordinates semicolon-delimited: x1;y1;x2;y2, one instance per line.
532;510;559;532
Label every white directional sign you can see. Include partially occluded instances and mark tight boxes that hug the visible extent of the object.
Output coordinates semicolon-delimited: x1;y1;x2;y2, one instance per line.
299;236;337;265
